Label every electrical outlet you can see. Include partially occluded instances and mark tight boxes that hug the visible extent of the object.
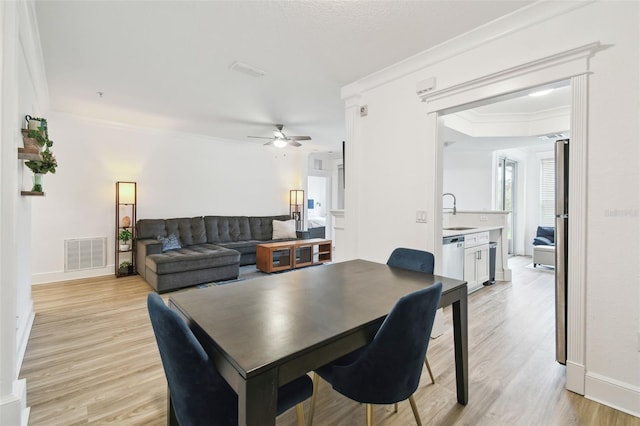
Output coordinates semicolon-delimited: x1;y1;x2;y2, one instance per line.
480;215;488;221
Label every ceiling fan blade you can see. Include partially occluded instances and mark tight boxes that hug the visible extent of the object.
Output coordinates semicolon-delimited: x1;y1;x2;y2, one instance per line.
248;136;274;139
287;136;311;141
263;140;274;146
288;140;302;147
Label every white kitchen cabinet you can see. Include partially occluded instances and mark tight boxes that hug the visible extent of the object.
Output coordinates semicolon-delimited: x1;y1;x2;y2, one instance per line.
463;231;490;293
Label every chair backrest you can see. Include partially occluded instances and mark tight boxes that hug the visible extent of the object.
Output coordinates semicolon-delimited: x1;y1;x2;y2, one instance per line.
147;293;237;426
330;282;442;404
387;248;435;274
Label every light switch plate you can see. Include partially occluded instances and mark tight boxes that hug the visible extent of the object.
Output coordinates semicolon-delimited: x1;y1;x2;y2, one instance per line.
416;210;427;223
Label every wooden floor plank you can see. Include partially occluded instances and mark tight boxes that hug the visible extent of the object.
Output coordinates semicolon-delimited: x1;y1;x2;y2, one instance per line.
20;257;640;425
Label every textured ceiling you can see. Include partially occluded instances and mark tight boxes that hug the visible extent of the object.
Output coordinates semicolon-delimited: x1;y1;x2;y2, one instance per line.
35;0;534;151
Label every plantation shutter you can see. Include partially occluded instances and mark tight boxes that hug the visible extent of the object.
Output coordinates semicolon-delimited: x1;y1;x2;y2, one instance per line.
540;158;555;226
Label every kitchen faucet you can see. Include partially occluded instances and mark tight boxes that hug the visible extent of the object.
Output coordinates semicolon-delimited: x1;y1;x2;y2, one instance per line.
443;193;457;215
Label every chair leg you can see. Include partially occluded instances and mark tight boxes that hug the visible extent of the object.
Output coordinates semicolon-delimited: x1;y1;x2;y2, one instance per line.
296;403;305;426
424;356;435;384
394;402;398;413
408;395;422;426
366;403;373;426
307;373;320;426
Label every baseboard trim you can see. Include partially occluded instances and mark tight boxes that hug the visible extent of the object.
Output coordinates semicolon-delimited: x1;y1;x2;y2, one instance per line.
32;267;114;285
16;303;34;374
585;372;640;418
566;360;585;394
0;379;30;426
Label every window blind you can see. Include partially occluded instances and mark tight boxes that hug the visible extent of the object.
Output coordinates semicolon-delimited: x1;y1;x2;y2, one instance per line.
540;159;555;226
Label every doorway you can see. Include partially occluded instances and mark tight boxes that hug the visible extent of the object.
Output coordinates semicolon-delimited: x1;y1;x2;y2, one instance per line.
496;157;517;255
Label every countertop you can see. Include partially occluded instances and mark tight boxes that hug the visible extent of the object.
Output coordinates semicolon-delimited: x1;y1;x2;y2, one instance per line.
442;226;503;238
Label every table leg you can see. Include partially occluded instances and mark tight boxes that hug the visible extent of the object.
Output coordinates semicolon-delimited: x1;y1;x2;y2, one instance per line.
452;290;469;405
238;369;278;426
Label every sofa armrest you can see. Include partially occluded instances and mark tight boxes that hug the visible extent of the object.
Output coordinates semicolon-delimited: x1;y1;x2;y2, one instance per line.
136;239;162;278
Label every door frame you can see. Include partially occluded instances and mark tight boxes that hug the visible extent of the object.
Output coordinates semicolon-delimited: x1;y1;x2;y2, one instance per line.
423;42;600;395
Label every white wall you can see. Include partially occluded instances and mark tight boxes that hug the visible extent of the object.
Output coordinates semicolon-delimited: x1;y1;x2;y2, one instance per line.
443;149;493;210
30;112;305;284
1;0;46;423
343;1;639;417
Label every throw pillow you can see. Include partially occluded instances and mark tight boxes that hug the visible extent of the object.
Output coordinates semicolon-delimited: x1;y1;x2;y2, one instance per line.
533;236;554;246
272;219;297;239
157;234;182;252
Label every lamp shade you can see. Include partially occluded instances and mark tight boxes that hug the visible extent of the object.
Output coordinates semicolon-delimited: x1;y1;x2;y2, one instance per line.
290;190;304;205
117;182;136;204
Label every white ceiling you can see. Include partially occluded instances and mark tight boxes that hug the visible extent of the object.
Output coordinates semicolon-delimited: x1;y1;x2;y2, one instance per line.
443;83;571;152
35;0;534;152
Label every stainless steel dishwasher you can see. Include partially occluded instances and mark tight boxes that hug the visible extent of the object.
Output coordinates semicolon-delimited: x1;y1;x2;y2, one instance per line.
442;235;465;280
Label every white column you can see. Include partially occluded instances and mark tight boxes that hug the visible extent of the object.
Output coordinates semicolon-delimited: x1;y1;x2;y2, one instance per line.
565;73;588;395
341;93;361;261
0;2;30;424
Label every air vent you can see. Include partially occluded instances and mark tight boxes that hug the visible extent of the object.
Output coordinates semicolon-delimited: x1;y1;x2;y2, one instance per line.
229;61;266;78
538;132;568;140
65;237;107;272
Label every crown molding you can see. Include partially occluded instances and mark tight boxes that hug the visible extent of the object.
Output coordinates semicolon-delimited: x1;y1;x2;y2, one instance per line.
342;0;595;99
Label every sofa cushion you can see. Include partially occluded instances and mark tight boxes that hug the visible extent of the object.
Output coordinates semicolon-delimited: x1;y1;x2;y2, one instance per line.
533;236;554;246
217;240;262;255
204;216;252;243
272;219;297;239
249;215;290;240
146;244;240;275
165;217;206;246
137;219;167;240
535;226;555;244
157;234;182;252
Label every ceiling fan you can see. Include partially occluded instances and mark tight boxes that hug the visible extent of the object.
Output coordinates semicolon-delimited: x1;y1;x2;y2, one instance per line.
247;124;311;148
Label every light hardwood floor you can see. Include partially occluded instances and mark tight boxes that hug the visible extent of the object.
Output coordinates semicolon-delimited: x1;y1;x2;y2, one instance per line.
20;257;639;425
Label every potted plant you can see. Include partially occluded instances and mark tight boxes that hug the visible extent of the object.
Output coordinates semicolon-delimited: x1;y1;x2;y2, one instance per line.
25;115;48;134
119;229;133;251
118;261;133;275
24;146;57;192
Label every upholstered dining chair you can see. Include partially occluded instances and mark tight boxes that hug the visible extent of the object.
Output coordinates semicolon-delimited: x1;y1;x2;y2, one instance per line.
386;248;437;384
307;283;442;426
147;293;313;426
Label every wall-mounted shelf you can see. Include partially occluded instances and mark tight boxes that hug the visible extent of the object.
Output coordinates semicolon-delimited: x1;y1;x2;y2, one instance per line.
21;191;44;196
18;148;42;161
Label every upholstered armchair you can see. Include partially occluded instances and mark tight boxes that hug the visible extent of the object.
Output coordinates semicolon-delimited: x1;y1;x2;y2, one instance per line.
308;283;442;426
147;293;313;426
532;226;555;267
386;248;436;384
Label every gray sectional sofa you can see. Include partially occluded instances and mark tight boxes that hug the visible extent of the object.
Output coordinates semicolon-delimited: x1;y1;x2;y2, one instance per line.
136;215;297;293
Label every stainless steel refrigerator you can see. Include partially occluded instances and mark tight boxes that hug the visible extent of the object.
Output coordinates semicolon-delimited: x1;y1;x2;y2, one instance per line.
555;139;569;365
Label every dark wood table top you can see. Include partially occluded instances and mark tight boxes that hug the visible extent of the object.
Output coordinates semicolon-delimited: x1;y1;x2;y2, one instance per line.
169;259;466;381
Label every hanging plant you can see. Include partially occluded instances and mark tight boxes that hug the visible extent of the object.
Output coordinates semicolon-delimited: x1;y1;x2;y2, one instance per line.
25;146;57;175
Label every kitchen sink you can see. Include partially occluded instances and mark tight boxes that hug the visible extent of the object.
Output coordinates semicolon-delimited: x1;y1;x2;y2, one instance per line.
444;227;476;230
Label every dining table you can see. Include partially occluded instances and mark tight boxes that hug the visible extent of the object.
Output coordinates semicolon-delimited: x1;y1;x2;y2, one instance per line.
168;259;468;426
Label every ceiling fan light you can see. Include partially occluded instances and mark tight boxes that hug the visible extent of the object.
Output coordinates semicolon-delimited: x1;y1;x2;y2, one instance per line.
273;130;285;138
273;138;287;148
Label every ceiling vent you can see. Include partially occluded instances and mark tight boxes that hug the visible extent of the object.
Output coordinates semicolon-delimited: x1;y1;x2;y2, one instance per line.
538;132;568;140
229;61;266;78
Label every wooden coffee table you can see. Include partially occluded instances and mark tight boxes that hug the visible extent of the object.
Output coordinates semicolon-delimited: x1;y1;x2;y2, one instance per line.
256;238;332;273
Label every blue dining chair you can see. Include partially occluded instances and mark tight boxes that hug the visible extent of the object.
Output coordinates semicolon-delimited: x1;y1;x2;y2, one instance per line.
308;283;442;426
387;248;437;384
147;293;313;426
